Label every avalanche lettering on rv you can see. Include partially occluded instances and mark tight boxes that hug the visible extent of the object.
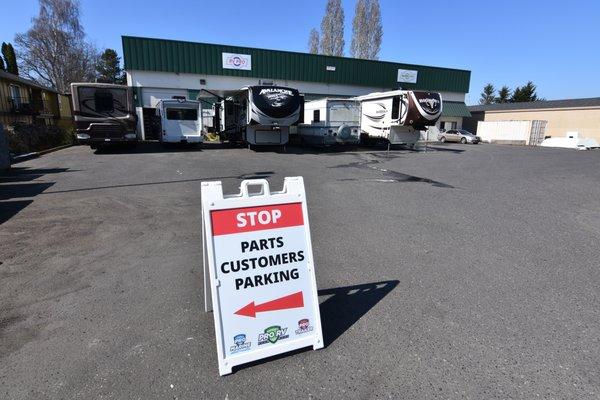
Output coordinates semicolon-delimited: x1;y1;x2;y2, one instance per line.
259;88;293;96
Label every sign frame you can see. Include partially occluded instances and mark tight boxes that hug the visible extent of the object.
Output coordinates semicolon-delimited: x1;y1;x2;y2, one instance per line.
222;52;252;71
201;177;324;376
397;68;418;84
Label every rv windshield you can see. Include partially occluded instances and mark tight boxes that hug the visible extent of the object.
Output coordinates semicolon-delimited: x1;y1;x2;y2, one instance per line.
166;108;198;121
77;87;129;117
328;102;360;123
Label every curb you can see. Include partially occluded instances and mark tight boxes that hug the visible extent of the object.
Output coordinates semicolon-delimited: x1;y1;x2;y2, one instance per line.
11;144;73;164
37;144;73;155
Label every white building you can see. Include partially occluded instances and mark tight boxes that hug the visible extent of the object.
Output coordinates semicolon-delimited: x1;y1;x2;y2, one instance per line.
123;36;471;140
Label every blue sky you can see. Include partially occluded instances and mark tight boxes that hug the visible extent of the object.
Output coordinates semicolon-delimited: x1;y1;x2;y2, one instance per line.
1;0;599;104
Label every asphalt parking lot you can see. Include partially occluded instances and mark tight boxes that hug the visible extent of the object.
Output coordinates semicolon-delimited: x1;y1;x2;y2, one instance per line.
1;142;600;399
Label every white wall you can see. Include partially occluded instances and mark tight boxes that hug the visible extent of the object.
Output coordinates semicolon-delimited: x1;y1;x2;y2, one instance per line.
127;70;467;140
476;120;532;144
127;70;466;105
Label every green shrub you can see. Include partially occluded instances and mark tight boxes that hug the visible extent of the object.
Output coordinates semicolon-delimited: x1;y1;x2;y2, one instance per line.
7;123;74;154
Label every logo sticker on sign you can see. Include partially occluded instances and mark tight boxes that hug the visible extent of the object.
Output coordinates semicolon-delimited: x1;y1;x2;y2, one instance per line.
201;177;324;376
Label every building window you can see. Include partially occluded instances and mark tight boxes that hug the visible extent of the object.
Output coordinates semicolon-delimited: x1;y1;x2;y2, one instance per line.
9;85;21;105
439;121;457;132
166;108;198;121
313;109;320;122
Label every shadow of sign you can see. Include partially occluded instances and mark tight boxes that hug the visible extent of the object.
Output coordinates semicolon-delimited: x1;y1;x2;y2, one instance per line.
319;280;399;346
230;280;399;373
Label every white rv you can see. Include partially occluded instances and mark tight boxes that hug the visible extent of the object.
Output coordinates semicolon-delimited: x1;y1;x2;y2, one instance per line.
216;85;303;146
201;108;215;132
298;98;361;146
155;99;203;144
357;90;442;145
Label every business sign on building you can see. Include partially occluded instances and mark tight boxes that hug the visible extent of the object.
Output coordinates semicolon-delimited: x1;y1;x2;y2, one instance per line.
201;177;324;376
222;52;252;70
397;69;418;84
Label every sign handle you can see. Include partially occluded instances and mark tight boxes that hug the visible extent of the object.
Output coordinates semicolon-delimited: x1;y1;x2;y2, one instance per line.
240;179;270;197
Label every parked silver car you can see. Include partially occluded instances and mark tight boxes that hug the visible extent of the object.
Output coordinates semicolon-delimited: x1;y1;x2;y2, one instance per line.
439;129;481;144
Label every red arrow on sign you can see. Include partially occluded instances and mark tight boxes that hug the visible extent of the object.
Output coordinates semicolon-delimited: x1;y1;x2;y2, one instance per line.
234;291;304;318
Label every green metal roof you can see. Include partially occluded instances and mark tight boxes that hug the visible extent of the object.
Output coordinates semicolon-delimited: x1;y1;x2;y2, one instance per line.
122;36;471;93
442;101;471;117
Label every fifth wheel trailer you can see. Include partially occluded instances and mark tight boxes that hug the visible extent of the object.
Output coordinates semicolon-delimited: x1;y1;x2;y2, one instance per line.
215;85;303;146
357;90;442;145
298;98;361;146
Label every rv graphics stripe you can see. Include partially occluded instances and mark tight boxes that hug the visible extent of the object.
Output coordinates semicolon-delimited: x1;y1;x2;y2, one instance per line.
362;102;387;122
250;103;301;125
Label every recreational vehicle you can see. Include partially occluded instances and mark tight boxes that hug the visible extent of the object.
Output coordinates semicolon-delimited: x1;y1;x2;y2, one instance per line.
70;83;137;149
201;108;215;133
298;98;361;146
357;90;442;146
216;85;303;146
155;99;203;145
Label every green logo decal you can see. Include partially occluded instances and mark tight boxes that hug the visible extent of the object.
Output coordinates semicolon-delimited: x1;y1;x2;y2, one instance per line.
258;325;289;345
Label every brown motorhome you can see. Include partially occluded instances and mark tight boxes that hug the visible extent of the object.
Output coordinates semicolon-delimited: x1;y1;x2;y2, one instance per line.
70;83;137;149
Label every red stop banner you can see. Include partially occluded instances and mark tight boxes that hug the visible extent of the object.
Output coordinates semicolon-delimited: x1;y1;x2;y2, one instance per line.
210;202;304;236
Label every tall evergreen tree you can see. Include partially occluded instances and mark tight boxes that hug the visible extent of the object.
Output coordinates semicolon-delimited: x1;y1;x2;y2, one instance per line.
0;44;6;71
308;28;320;54
496;86;511;103
2;42;19;75
96;48;124;84
511;81;539;102
320;0;345;56
479;83;496;105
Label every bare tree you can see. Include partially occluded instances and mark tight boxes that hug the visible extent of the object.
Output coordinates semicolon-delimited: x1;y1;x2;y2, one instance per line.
308;28;320;54
15;0;98;93
367;0;383;60
350;0;369;59
351;0;382;60
320;0;345;56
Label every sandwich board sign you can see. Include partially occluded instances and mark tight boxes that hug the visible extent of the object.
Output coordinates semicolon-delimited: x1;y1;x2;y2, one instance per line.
201;177;324;375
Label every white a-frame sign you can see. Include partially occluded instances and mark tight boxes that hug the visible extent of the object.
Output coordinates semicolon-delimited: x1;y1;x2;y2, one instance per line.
201;177;324;376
